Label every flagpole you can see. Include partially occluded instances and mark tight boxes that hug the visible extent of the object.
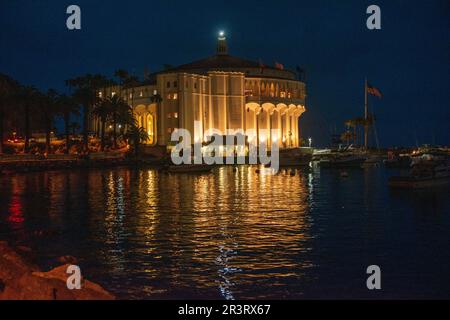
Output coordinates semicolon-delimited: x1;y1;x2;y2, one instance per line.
364;78;369;149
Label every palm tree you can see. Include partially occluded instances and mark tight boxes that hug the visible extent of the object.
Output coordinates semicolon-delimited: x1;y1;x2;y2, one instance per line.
66;74;110;153
68;122;80;136
18;85;39;153
341;131;355;146
57;94;80;154
345;117;370;146
344;119;357;145
108;95;131;149
73;86;96;152
92;97;111;151
116;100;135;143
125;123;149;157
0;74;20;154
40;89;60;155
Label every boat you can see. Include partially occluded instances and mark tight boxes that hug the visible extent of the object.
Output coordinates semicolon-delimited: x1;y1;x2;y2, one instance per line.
410;146;448;166
319;153;367;168
363;153;383;166
167;164;213;173
266;148;312;167
389;153;450;188
384;151;412;168
312;148;332;162
316;146;367;168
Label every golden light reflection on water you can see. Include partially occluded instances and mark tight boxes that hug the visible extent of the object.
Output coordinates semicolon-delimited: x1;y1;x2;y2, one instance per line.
111;166;315;299
1;166;314;299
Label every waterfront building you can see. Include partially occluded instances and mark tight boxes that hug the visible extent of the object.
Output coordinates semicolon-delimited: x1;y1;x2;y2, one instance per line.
93;33;307;150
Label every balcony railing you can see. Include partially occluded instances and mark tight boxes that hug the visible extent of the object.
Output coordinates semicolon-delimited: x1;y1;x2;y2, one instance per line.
245;95;305;105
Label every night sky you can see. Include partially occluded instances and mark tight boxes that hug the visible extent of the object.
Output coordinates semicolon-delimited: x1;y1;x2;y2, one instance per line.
1;0;448;147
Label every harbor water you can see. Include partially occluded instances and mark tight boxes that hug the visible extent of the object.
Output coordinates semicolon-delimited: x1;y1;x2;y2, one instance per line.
0;165;449;299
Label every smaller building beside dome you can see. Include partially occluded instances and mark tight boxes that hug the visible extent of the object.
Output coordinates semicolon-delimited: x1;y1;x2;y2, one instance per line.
92;33;307;150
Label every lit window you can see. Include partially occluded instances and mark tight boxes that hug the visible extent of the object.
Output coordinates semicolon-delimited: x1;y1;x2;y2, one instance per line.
173;93;178;100
111;92;116;97
167;94;171;100
153;90;158;95
167;113;172;119
98;91;103;98
173;112;178;119
139;91;143;97
167;128;172;133
129;93;133;99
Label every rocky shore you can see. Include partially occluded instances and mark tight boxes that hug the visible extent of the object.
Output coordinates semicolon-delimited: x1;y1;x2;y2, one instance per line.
0;242;114;300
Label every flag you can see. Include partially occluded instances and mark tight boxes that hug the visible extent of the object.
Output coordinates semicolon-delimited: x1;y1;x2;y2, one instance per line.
275;61;284;70
367;83;382;98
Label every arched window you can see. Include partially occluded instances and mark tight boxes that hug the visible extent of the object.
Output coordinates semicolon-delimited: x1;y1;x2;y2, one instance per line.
147;113;154;145
137;114;145;128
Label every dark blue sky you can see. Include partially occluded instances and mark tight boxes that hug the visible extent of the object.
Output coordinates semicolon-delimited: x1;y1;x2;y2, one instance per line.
1;0;448;147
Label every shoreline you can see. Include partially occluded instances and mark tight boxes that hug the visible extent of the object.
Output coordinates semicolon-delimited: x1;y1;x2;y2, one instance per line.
0;155;165;174
0;242;115;300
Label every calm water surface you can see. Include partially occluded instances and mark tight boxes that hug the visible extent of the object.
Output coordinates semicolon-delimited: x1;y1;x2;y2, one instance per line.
0;166;449;299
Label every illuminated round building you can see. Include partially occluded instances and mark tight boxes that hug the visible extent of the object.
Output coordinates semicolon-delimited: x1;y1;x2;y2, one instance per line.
93;33;307;149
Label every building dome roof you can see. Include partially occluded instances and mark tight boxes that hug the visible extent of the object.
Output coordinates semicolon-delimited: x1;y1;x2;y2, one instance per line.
146;34;300;82
162;54;297;80
171;54;261;70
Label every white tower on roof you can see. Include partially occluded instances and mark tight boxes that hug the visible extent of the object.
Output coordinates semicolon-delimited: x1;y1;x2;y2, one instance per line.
217;31;228;55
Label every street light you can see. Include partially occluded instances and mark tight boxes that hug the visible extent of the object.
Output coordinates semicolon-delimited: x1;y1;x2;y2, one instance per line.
308;137;312;148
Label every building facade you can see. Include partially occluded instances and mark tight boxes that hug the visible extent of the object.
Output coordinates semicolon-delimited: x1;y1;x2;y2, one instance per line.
93;34;307;150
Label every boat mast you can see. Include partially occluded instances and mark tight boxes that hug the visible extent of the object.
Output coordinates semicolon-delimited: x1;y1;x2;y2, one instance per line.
364;78;369;149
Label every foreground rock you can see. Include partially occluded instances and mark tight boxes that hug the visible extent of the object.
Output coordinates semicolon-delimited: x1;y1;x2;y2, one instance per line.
0;242;115;300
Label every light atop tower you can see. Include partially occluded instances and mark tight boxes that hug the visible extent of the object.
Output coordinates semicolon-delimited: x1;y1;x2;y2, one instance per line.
217;31;228;55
